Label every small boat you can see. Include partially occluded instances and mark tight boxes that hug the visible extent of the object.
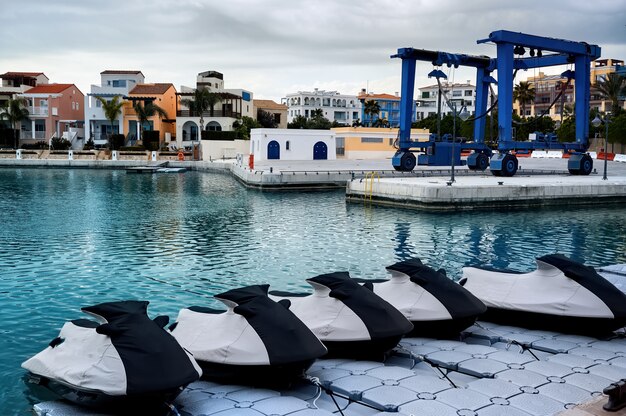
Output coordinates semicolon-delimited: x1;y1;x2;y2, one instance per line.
22;301;202;414
270;272;414;359
169;285;327;386
363;258;486;338
460;254;626;335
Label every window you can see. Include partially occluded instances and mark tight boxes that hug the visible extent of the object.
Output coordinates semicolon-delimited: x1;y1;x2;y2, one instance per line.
112;80;126;87
274;114;281;124
464;90;473;96
452;90;462;97
336;137;345;156
422;91;430;98
286;140;290;150
76;102;79;111
361;137;383;143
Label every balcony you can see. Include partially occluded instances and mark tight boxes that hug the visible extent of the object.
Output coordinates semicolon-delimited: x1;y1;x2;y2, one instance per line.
176;110;241;118
29;106;49;116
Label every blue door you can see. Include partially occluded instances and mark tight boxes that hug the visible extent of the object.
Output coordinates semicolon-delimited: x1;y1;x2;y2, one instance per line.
267;140;280;159
313;141;328;160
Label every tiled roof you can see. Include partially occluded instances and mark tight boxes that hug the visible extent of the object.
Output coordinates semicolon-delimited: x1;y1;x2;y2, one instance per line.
24;84;76;94
254;99;287;111
101;70;143;75
0;72;45;78
129;83;174;95
358;93;400;100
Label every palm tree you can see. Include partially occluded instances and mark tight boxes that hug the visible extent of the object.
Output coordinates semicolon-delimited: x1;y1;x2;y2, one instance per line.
513;81;536;118
132;101;168;144
94;95;124;149
180;87;221;132
363;100;381;126
0;98;30;149
596;73;625;115
310;108;324;120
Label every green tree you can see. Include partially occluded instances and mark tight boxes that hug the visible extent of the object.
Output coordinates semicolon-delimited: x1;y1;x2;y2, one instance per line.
373;117;390;128
94;95;124;149
310;108;324;119
363;100;381;126
287;115;308;129
596;73;625;116
233;116;261;139
257;109;277;128
556;115;576;142
181;87;221;131
513;81;536;118
132;101;168;144
0;97;30;149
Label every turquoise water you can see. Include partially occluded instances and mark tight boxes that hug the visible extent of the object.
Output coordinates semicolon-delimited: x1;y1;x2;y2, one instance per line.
1;168;625;414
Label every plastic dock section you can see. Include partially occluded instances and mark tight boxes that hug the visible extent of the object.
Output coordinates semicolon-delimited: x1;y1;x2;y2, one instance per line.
33;266;626;416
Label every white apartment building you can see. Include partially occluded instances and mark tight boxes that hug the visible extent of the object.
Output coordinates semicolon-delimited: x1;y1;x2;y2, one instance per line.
84;70;145;146
282;89;361;126
416;81;491;120
176;71;253;147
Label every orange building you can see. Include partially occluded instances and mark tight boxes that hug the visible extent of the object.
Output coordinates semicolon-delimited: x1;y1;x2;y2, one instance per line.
19;84;84;145
124;83;177;146
333;127;429;159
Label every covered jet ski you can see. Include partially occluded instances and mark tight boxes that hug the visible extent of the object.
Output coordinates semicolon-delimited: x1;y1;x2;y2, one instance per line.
460;254;626;335
364;258;486;338
269;272;414;359
22;301;202;414
169;285;327;386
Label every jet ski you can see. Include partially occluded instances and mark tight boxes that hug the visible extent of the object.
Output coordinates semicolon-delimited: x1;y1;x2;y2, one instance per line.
460;254;626;335
362;258;486;338
269;272;414;359
169;285;327;386
22;300;202;414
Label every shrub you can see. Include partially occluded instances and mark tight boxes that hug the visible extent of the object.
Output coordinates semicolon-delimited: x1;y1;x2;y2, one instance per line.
50;138;72;150
21;141;48;150
109;134;125;150
201;130;238;140
142;130;160;151
119;145;146;152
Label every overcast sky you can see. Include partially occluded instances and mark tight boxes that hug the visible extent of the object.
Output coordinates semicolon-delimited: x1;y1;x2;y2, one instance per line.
2;0;625;102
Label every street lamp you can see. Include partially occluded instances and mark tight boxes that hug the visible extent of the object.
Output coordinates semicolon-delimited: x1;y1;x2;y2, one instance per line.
591;113;610;180
450;103;470;183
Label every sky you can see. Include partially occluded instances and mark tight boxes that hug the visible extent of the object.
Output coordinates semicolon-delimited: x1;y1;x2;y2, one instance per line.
2;0;625;102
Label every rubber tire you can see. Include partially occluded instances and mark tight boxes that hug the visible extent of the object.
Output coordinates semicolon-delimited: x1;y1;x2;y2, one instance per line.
476;153;489;171
568;154;593;176
500;153;518;177
398;152;416;171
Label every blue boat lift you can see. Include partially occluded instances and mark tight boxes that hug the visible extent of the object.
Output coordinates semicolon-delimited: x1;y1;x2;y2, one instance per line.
391;30;601;176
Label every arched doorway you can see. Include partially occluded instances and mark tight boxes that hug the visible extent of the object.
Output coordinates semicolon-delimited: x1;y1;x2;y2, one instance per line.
206;121;222;131
313;141;328;160
182;121;198;141
267;140;280;159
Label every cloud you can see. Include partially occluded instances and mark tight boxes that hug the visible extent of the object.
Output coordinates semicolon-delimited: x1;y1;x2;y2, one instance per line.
1;0;624;101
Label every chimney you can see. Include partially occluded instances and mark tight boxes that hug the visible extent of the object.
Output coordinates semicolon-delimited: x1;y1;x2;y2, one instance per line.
395;92;399;97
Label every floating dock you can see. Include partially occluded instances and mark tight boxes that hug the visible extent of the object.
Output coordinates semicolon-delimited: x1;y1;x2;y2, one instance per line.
31;266;626;416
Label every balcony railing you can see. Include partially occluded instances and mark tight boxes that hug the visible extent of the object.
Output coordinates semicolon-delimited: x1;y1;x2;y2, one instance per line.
176;110;241;118
29;106;49;116
20;131;46;140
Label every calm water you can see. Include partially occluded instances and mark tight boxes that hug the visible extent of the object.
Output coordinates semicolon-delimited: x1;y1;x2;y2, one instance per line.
1;168;625;414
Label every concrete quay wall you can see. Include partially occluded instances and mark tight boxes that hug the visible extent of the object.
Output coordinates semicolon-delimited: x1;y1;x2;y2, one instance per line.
347;175;626;210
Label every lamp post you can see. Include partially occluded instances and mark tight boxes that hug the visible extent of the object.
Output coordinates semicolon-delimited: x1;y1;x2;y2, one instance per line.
592;113;610;180
450;103;470;183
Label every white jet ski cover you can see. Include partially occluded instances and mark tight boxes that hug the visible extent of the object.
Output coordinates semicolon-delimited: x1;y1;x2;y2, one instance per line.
379;258;486;321
171;285;327;365
462;254;626;319
276;272;413;341
22;301;202;396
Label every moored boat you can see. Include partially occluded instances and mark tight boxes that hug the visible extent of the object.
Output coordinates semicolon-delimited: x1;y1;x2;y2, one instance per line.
22;300;202;414
460;254;626;335
169;284;327;386
270;271;414;359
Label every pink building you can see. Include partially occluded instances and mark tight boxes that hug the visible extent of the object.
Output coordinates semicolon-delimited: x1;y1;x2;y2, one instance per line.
19;84;85;147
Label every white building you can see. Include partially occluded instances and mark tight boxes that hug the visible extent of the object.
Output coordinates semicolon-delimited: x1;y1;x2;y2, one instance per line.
176;71;253;149
250;128;336;162
0;72;49;109
282;89;361;126
84;70;145;147
416;81;491;120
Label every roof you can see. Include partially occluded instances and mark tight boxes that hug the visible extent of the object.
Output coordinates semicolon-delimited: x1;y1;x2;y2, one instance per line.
24;84;76;94
358;93;400;100
100;70;144;76
129;83;174;95
0;72;45;79
254;99;287;111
